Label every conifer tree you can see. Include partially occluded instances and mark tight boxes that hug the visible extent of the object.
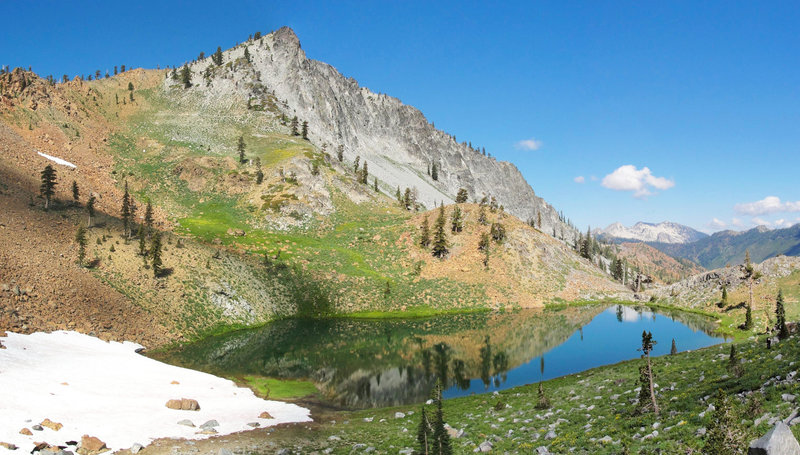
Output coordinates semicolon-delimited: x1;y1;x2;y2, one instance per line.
431;163;439;181
256;168;264;184
703;389;744;455
403;188;412;211
128;82;134;91
477;205;487;225
776;289;789;340
40;164;57;209
212;46;223;65
395;187;402;204
150;233;163;277
180;65;192;88
301;121;308;140
490;222;506;243
244;47;251;63
431;382;453;455
337;145;344;162
121;181;131;238
237;135;246;163
743;250;760;330
75;225;87;266
721;285;728;305
478;233;490;269
290;116;299;136
450;206;463;233
416;405;432;455
636;331;659;415
535;382;551;409
455;188;468;204
353;156;360;173
373;177;379;192
670;338;677;355
86;194;96;228
144;200;154;236
420;215;430;247
537;211;542;229
432;206;448;258
71;180;79;203
359;161;368;184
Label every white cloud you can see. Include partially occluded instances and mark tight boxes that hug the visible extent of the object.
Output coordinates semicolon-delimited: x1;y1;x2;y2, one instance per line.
708;218;727;230
774;218;797;229
734;196;800;216
601;165;675;198
514;138;543;151
752;217;772;227
574;176;585;184
590;176;599;181
732;218;743;227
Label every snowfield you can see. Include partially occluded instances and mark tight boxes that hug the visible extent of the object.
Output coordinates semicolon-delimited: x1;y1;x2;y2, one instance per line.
37;151;77;168
0;331;312;453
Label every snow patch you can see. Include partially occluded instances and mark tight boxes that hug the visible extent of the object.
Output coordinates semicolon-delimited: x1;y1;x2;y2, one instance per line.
0;331;311;453
37;151;77;168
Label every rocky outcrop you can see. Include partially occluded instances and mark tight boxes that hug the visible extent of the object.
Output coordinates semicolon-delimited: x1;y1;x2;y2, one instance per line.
171;27;577;242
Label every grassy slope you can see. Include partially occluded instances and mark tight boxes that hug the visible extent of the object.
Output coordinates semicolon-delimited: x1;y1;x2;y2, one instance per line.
278;332;800;454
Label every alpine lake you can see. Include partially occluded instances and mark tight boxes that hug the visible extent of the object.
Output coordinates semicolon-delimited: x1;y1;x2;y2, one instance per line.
152;304;725;410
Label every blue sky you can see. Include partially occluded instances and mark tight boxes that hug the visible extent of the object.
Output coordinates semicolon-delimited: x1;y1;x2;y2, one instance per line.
3;1;799;233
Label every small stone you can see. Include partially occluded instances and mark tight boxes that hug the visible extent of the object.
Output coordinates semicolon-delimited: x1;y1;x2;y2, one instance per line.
177;419;195;427
276;449;290;455
599;436;613;444
477;440;493;452
32;425;43;431
0;442;18;450
782;394;797;403
246;422;260;428
258;411;273;419
696;427;707;437
200;420;219;430
775;354;784;361
130;443;144;454
218;450;234;455
19;428;32;436
545;430;557;440
328;435;341;441
394;412;405;419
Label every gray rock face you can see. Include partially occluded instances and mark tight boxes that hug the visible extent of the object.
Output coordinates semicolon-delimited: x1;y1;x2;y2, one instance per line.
174;27;577;242
749;422;800;455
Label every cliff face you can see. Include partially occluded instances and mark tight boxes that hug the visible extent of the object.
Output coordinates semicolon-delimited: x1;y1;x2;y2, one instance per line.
173;27;576;241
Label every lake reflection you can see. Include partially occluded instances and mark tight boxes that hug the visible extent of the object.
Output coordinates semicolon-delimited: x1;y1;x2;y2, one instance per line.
153;305;724;409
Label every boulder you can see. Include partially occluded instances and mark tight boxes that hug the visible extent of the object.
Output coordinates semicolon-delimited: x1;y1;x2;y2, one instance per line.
40;418;63;431
259;411;273;419
200;420;219;430
78;435;107;454
130;443;144;454
748;422;800;455
19;428;32;436
166;398;200;410
177;419;195;427
477;441;493;452
0;442;18;450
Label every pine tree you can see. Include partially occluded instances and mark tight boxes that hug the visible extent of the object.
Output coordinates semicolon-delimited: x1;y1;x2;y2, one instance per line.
359;161;368;184
403;188;412;210
490;222;506;243
180;65;192;88
703;389;744;455
40;164;57;209
455;188;468;204
420;215;431;247
431;163;438;181
337;145;344;162
255;168;264;184
432;206;449;258
537;211;542;229
636;331;659;415
373;177;379;192
71;180;79;203
721;285;728;305
212;46;223;65
478;233;490;269
150;233;163;277
431;382;452;455
301;121;309;140
243;46;251;63
144;200;154;237
743;250;760;330
290;116;299;136
121;181;131;238
580;227;592;260
477;205;487;225
535;382;551;409
237;135;246;163
128;82;134;91
416;406;432;455
86;194;96;228
353;156;360;173
450;206;463;233
776;289;789;340
75;225;87;266
670;338;677;355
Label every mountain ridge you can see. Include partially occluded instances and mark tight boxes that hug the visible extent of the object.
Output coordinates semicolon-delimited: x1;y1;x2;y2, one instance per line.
595;221;707;244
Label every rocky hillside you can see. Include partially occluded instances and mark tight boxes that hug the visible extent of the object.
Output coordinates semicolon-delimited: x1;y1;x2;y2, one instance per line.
615;242;705;284
172;27;578;243
650;224;800;269
0;47;627;348
596;221;707;244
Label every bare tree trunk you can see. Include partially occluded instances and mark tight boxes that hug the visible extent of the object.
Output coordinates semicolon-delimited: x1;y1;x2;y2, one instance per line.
647;355;659;415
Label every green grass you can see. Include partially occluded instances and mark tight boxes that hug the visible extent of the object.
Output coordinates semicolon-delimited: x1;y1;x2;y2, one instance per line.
241;375;319;400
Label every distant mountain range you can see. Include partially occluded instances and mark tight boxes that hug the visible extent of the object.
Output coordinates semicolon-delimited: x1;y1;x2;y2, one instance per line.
649;224;800;269
595;221;708;244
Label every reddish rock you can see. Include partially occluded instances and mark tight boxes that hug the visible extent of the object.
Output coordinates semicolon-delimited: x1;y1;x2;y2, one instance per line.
258;411;273;419
19;428;32;436
165;399;182;410
40;418;63;431
79;435;107;454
